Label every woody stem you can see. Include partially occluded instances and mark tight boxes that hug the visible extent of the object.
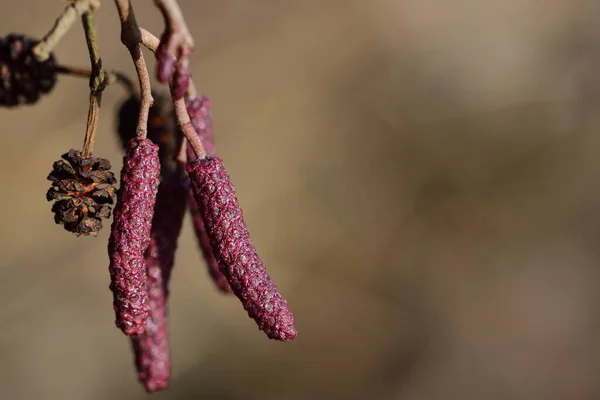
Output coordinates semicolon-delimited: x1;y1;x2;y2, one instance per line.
114;0;153;141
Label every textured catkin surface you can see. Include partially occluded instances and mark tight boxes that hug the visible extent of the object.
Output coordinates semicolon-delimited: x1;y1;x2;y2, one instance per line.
129;170;187;391
151;170;188;297
108;138;161;337
187;157;296;341
131;237;170;392
185;97;231;292
188;190;232;293
186;96;216;157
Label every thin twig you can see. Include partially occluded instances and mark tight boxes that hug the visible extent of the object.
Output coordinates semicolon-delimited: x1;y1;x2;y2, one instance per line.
152;0;194;98
139;28;206;159
81;4;104;158
55;65;137;93
140;27;197;99
33;0;100;62
114;0;153;140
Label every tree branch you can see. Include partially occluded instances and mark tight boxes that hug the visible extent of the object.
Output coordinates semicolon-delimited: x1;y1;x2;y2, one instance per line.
114;0;153;140
139;27;206;159
80;4;105;158
32;0;100;62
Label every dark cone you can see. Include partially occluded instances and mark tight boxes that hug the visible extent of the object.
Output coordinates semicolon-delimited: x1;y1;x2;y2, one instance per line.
0;34;57;107
46;150;116;236
117;92;182;177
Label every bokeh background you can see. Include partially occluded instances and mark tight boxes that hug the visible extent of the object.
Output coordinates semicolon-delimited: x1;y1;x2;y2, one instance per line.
2;0;600;398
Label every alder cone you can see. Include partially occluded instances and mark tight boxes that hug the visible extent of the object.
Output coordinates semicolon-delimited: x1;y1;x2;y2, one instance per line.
108;138;161;337
0;34;57;107
46;150;116;236
117;92;181;177
187;157;296;341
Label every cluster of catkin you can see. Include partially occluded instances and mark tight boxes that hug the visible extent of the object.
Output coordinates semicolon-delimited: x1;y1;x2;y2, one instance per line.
114;92;296;391
0;0;296;393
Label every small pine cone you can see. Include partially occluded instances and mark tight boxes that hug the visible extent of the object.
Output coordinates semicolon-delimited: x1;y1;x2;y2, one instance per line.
46;150;116;236
186;95;216;157
0;34;57;107
187;157;296;341
131;237;171;392
108;138;161;336
188;189;232;293
117;92;182;177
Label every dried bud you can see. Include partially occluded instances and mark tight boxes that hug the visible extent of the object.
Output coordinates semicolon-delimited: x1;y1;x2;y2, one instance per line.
187;157;296;341
108;138;161;336
0;33;57;107
117;92;182;177
46;150;116;236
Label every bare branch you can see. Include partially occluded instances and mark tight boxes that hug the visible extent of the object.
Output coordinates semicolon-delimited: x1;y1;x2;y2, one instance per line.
114;0;153;140
33;0;100;62
139;27;206;159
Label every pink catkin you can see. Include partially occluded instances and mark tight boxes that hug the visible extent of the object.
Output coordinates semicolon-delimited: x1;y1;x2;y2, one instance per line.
108;138;160;336
131;237;170;392
187;157;296;341
186;96;216;157
188;191;232;293
185;96;231;292
130;170;187;391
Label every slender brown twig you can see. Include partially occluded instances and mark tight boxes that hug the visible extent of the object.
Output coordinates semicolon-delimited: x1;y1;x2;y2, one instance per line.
114;0;153;140
33;0;100;62
139;27;206;159
80;4;105;158
55;65;136;93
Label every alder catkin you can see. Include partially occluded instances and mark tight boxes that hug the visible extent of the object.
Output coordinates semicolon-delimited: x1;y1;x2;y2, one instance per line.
185;96;231;292
187;157;296;341
129;169;186;391
108;138;161;337
188;191;232;293
131;236;170;392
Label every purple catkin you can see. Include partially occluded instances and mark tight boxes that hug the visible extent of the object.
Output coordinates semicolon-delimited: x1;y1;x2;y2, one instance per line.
186;95;216;157
108;138;161;337
185;96;231;292
131;237;170;392
186;157;296;341
188;190;233;293
130;170;187;391
151;170;188;296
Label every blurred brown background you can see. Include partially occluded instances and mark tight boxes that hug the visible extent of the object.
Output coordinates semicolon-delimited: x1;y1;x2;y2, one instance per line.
2;0;600;399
